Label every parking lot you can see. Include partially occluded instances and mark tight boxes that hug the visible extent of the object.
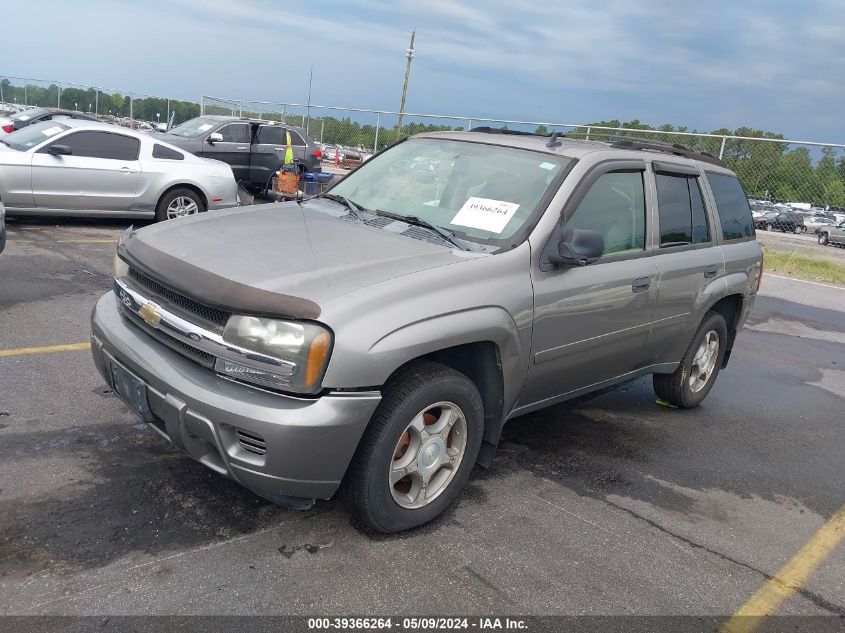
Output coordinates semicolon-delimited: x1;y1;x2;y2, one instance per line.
0;217;844;624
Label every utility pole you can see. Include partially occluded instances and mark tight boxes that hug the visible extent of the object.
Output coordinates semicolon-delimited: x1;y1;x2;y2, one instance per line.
306;65;314;135
395;30;415;140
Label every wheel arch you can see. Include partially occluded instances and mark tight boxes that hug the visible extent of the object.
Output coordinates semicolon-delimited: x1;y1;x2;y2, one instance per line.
379;341;506;468
704;293;744;368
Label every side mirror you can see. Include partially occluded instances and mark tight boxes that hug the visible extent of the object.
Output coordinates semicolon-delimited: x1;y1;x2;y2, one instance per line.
548;228;604;267
46;144;72;156
206;132;223;144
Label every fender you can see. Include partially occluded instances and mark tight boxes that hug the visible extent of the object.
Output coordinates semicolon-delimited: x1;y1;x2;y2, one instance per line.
324;305;527;414
368;306;522;394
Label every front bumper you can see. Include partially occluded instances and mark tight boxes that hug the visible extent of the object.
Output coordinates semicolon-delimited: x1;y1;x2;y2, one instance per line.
91;291;381;503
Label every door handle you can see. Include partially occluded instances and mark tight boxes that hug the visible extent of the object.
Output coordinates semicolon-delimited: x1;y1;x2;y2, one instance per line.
236;146;248;150
120;166;132;174
704;265;718;278
632;277;651;293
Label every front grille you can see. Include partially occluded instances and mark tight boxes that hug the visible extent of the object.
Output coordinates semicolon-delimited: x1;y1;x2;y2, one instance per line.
122;307;215;368
236;429;267;455
129;268;230;328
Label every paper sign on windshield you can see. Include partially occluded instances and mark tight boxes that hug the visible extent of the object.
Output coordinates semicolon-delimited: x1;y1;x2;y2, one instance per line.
451;197;520;234
198;124;214;132
41;126;63;137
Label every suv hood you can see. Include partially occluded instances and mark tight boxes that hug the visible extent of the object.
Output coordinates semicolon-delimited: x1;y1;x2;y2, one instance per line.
118;201;473;319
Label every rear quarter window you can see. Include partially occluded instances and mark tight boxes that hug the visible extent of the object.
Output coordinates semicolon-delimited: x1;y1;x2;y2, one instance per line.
706;172;755;241
152;144;184;160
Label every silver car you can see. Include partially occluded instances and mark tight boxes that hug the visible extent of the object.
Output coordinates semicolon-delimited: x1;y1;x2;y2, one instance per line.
91;132;762;532
0;119;238;221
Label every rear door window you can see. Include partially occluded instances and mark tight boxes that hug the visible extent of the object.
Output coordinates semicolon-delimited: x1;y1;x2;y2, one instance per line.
217;123;251;143
256;125;285;145
286;129;306;146
656;174;711;246
705;172;755;240
45;131;140;160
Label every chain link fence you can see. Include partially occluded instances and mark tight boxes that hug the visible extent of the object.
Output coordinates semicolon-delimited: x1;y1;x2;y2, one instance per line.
1;74;843;231
0;75;200;129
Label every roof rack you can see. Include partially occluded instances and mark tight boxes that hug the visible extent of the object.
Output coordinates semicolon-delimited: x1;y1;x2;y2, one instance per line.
610;138;724;167
468;126;539;137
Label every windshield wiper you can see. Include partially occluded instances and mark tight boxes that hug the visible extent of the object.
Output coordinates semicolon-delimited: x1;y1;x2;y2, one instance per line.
369;209;470;251
317;192;366;221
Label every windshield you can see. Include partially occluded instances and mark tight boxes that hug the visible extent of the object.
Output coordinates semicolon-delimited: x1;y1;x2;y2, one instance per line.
167;116;221;138
5;120;69;151
327;138;572;244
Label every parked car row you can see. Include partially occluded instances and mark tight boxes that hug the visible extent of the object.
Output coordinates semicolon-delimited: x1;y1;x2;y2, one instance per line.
0;106;97;135
0;111;329;225
320;143;373;164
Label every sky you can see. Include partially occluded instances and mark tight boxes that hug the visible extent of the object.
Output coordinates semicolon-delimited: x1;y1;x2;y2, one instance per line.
2;0;843;142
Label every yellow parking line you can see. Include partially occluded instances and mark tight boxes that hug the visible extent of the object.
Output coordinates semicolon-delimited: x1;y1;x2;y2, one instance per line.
720;504;845;633
0;342;91;358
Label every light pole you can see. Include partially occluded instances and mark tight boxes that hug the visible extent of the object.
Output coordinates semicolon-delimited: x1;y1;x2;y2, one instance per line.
396;30;416;140
306;65;314;135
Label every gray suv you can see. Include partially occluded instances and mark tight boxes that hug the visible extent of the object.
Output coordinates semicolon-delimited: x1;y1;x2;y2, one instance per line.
155;115;322;191
90;131;763;532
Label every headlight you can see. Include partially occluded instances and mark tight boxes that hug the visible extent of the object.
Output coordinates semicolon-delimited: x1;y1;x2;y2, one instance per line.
219;316;332;394
112;252;129;278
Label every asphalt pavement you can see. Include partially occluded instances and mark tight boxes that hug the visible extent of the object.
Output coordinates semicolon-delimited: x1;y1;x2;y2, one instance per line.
0;218;843;622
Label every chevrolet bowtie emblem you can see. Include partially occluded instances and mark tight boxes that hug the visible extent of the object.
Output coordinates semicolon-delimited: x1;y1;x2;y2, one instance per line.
139;302;162;327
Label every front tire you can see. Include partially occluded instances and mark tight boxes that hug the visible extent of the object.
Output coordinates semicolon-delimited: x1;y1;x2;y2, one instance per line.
342;360;483;533
819;233;829;245
155;187;205;222
653;311;728;408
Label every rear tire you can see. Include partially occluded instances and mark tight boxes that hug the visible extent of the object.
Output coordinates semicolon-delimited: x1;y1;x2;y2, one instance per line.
819;233;829;245
342;360;483;533
155;187;205;222
653;311;728;409
765;223;773;231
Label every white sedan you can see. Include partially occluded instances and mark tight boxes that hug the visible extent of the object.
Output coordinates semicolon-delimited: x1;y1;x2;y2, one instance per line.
0;119;238;221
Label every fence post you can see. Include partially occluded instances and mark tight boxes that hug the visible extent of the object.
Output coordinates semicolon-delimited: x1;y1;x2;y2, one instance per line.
719;136;727;160
200;96;205;116
282;104;287;124
301;114;305;127
586;126;591;141
57;82;61;108
23;83;27;106
95;89;99;115
467;118;473;131
321;118;325;144
129;93;134;120
166;98;170;124
238;101;242;118
374;113;380;152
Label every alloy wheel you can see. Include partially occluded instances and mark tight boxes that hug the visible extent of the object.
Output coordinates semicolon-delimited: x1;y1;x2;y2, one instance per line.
389;401;468;509
166;196;199;219
689;330;720;394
